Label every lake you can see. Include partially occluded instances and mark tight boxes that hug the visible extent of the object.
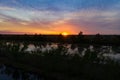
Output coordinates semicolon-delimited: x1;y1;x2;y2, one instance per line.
0;64;44;80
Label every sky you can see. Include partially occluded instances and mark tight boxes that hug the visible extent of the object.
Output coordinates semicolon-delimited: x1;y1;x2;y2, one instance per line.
0;0;120;35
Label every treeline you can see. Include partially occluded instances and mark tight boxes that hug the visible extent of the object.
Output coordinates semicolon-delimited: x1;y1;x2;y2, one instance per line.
0;34;120;45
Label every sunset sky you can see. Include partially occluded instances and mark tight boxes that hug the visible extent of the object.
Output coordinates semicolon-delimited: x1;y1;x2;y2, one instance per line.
0;0;120;34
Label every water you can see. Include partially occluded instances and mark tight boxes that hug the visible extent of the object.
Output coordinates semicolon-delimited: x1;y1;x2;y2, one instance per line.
0;41;120;80
1;41;120;60
0;64;44;80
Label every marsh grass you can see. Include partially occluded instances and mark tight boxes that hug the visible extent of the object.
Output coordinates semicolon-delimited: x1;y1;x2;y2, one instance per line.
0;41;120;80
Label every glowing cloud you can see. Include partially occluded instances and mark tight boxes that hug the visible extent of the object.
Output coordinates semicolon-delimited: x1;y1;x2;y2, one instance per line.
0;0;120;34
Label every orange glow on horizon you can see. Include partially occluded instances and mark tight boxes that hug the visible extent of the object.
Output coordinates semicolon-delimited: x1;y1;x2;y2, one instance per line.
0;20;82;35
61;32;69;36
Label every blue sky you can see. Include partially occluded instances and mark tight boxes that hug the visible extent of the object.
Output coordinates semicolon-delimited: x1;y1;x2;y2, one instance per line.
0;0;120;34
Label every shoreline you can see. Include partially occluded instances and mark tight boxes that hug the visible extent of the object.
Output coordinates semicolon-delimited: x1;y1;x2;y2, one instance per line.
0;55;78;80
0;57;60;80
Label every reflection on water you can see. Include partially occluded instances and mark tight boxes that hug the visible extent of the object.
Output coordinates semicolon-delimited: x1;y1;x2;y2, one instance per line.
1;41;120;61
0;64;44;80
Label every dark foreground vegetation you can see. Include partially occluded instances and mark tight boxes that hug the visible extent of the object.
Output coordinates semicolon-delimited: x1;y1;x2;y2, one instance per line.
1;52;120;80
0;34;120;80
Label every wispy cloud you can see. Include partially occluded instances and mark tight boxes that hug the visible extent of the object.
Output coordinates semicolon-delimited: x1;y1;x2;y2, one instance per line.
65;9;120;34
0;6;15;10
0;0;120;34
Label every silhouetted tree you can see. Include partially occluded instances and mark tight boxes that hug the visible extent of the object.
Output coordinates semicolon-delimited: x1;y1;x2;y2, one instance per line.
78;31;84;43
79;31;83;35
